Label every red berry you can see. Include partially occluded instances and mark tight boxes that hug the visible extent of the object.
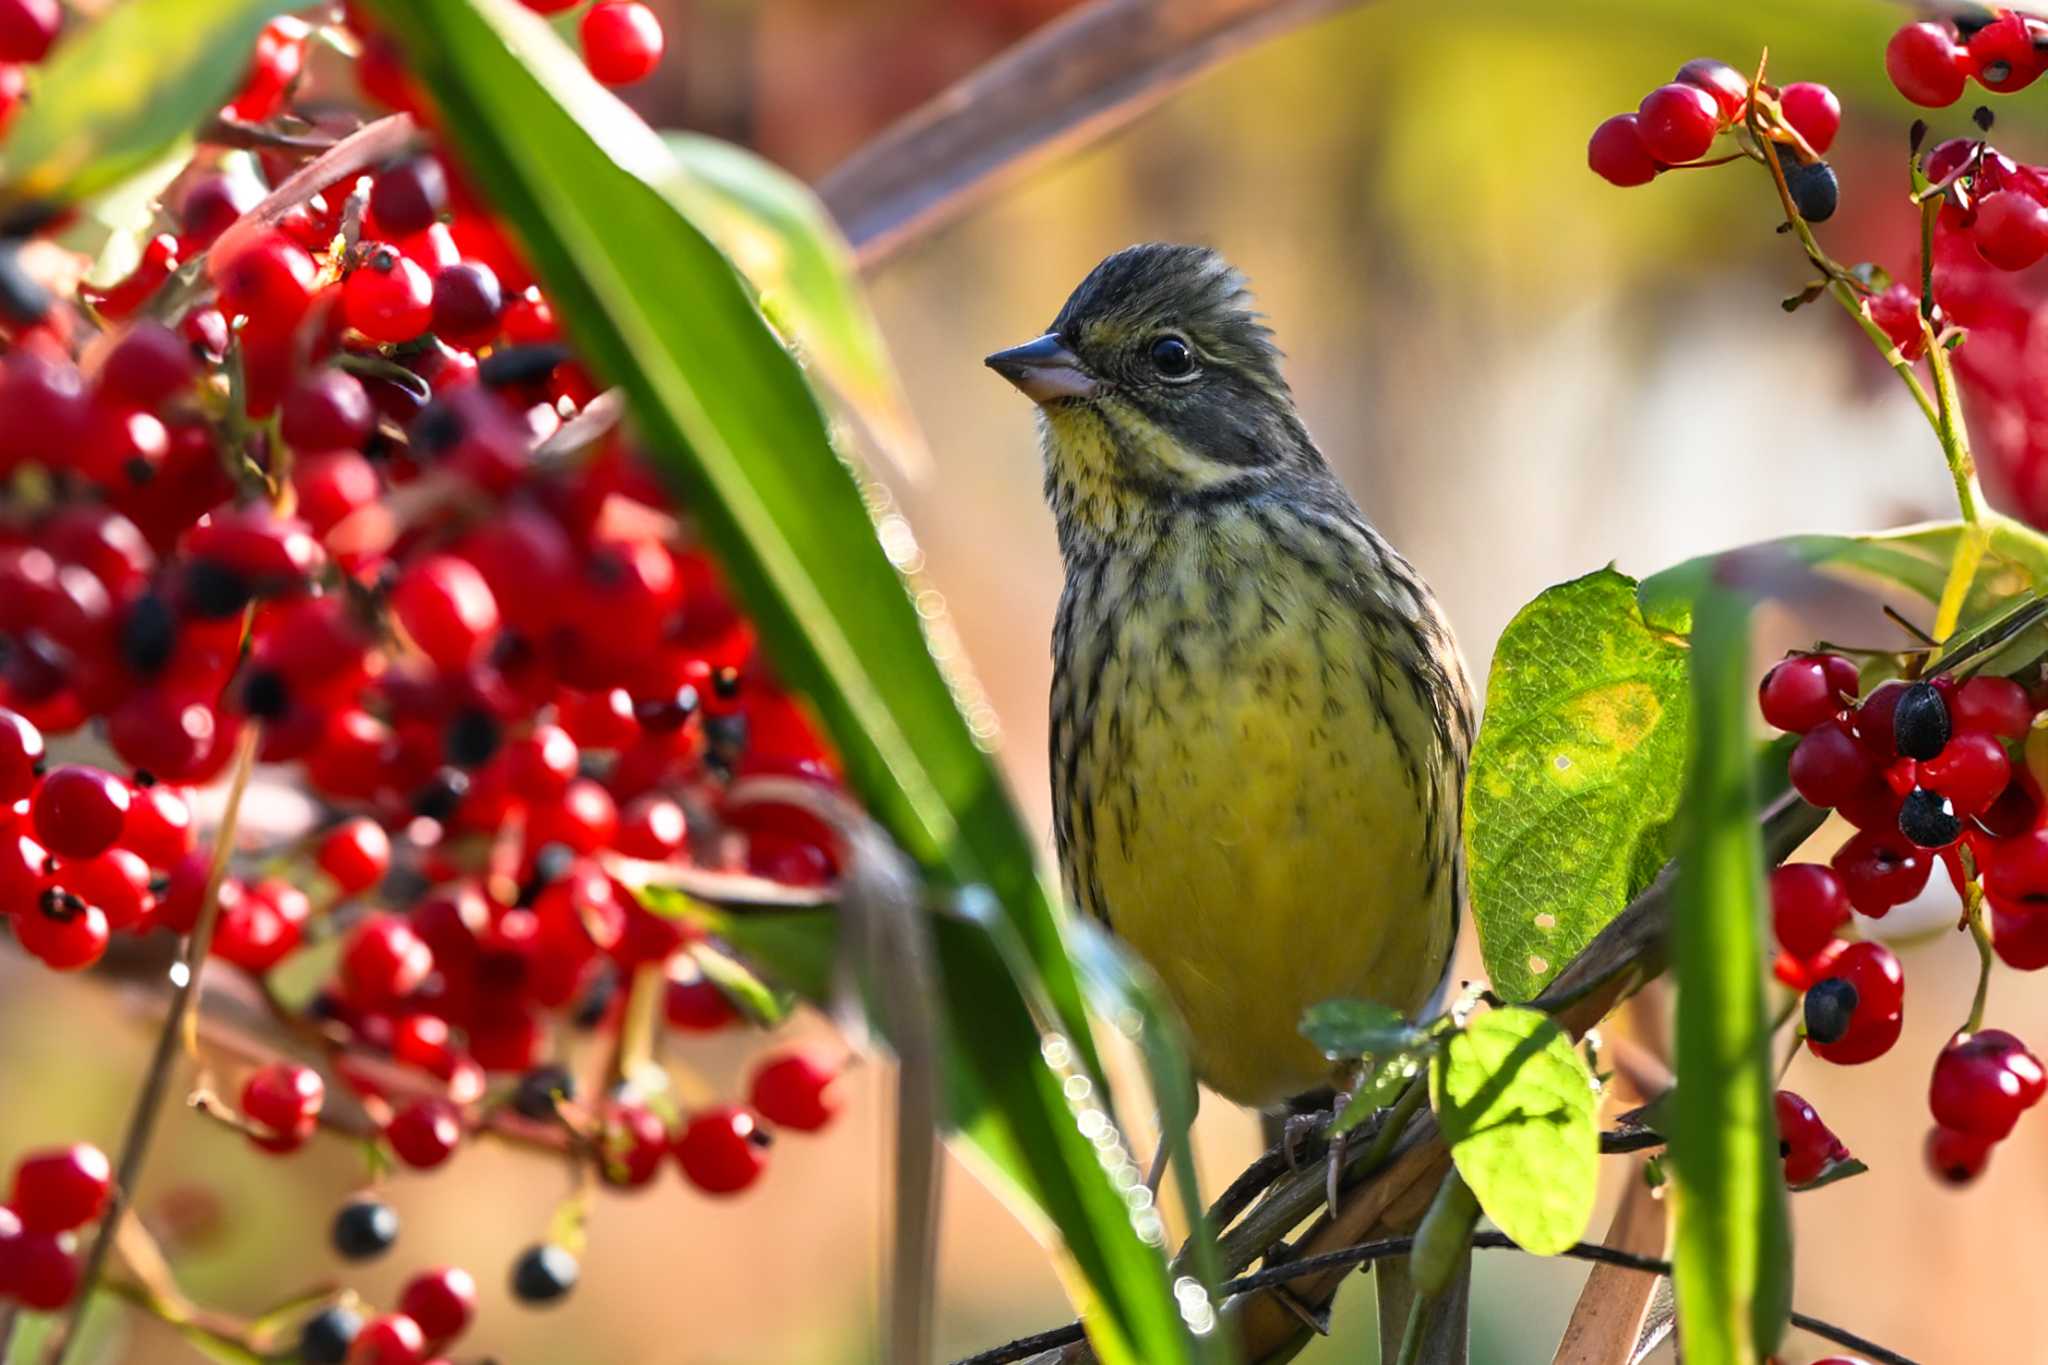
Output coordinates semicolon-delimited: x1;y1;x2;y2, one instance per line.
18;890;110;970
1806;940;1905;1065
1985;829;2048;918
1969;11;2043;93
1773;1089;1843;1185
318;818;392;896
242;1061;324;1148
1992;895;2048;970
504;724;578;802
342;913;435;1004
31;764;130;860
526;777;616;855
1868;283;1927;361
399;1265;476;1344
1636;82;1721;164
1930;1028;2045;1138
1922;730;2010;815
1674;57;1749;121
392;553;500;670
349;1312;426;1365
1788;720;1873;808
387;1098;462;1169
99;322;198;410
1926;1123;1994;1185
0;1221;79;1310
344;243;435;344
580;1;664;86
615;794;686;859
1972;189;2048;270
1831;826;1930;916
1769;862;1851;959
431;261;504;350
1953;676;2033;737
54;848;152;933
1887;21;1969;107
0;705;44;802
1758;654;1851;732
281;367;375;453
0;0;59;63
750;1049;844;1132
664;973;737;1032
597;1104;669;1188
1778;82;1840;155
11;1143;110;1232
215;231;318;336
674;1105;769;1194
368;157;448;240
1587;114;1658;187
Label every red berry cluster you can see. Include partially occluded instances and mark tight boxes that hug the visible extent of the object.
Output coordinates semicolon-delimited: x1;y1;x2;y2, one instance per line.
0;0;864;1339
1760;651;2048;1183
1589;57;1839;220
0;1143;111;1311
0;0;65;140
1885;9;2048;109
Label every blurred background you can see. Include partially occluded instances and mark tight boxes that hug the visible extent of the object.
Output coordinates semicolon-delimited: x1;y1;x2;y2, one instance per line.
7;0;2041;1360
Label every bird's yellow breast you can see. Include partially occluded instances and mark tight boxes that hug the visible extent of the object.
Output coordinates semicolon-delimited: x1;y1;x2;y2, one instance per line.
1053;509;1460;1107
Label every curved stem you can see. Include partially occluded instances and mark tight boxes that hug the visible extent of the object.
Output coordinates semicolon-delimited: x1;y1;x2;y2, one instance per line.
45;726;262;1365
1965;880;1994;1034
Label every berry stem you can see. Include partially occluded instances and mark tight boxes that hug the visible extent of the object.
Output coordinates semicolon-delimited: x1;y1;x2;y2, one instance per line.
1965;880;1994;1034
44;725;263;1365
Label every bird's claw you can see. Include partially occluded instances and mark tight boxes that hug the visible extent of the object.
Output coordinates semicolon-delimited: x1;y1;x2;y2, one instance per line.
1278;1109;1328;1174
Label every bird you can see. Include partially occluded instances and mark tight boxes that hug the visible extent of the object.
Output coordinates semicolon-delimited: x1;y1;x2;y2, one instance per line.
985;243;1474;1111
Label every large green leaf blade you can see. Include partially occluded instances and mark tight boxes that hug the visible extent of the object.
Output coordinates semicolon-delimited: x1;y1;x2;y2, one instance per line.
363;2;1179;1358
1670;586;1792;1363
0;0;294;211
1428;1006;1598;1257
1465;567;1691;1002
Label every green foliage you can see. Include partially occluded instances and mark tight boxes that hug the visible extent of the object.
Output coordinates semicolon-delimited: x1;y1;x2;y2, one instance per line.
1669;586;1791;1364
1299;999;1421;1060
1465;567;1691;1002
0;0;295;211
1429;1006;1598;1258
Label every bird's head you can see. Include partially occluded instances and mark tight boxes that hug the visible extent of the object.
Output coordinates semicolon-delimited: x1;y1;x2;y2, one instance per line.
986;244;1318;533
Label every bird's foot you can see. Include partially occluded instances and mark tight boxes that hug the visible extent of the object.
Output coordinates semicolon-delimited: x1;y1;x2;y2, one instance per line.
1277;1109;1329;1174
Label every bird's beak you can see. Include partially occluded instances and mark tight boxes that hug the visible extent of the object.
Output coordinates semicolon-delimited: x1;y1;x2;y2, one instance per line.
985;334;1098;404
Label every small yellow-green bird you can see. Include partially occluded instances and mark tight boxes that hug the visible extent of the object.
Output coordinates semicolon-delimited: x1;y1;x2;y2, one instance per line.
987;244;1474;1109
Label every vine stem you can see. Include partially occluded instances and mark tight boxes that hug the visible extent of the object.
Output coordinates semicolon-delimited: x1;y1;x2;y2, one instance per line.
43;725;263;1365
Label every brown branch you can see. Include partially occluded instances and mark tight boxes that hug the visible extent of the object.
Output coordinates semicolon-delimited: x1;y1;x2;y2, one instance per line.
819;0;1376;265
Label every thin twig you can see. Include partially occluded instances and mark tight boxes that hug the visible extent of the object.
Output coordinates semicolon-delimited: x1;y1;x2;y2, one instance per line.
44;726;262;1365
953;1232;1920;1365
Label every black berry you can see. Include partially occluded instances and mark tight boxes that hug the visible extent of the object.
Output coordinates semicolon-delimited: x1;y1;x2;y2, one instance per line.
514;1063;576;1120
1898;787;1962;848
297;1306;363;1364
1892;681;1951;760
1785;159;1839;223
331;1197;399;1260
511;1243;579;1304
1804;976;1859;1045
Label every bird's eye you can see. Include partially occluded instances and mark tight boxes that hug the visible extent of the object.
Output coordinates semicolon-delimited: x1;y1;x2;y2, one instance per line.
1149;335;1195;379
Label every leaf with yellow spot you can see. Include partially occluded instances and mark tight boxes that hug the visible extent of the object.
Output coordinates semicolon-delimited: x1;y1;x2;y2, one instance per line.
1465;567;1690;1002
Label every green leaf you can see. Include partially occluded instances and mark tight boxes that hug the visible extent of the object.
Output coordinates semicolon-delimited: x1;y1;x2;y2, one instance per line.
1465;567;1691;1002
0;0;295;212
1428;1006;1599;1257
1788;1157;1867;1193
642;888;1197;1365
1299;998;1421;1061
354;0;1089;1057
1328;1045;1432;1137
687;938;792;1027
1669;586;1792;1364
659;132;928;478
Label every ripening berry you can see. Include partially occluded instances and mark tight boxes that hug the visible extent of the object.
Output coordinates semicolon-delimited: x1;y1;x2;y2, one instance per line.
1930;1029;2045;1139
1806;940;1905;1065
1778;82;1841;154
1757;653;1855;732
1774;1089;1844;1185
431;261;503;350
1926;1124;1994;1185
1868;283;1927;360
580;2;664;85
100;321;198;409
665;974;738;1032
344;243;435;344
392;554;500;670
750;1050;844;1132
348;1312;426;1365
281;368;376;453
597;1104;669;1188
1953;676;2034;738
332;1198;399;1260
1887;21;1970;107
1969;10;2043;93
0;0;60;63
1972;189;2048;270
368;156;448;239
1770;863;1851;959
1831;827;1930;917
31;764;130;860
1588;114;1658;187
1788;720;1872;808
1674;57;1749;121
1636;82;1720;164
341;913;435;1005
399;1265;477;1344
511;1243;578;1304
318;818;392;896
11;1143;111;1231
675;1105;770;1194
0;705;44;803
387;1099;463;1169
